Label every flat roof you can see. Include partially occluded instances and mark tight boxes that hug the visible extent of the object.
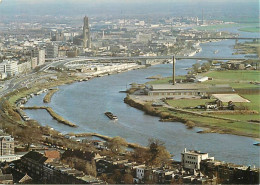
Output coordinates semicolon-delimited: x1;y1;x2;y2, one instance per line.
212;94;250;103
151;84;206;90
184;150;208;156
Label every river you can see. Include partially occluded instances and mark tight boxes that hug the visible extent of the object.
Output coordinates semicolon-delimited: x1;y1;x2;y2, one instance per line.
24;28;259;167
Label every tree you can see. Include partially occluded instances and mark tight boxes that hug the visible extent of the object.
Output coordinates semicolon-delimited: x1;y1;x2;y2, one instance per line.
147;139;171;167
201;62;211;71
107;136;128;154
192;63;201;73
132;147;149;163
85;159;97;177
123;174;133;184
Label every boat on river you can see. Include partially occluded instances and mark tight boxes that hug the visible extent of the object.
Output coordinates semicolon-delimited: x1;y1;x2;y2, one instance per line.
105;112;118;120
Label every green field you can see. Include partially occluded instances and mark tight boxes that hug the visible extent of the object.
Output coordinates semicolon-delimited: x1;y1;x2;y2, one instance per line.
147;76;186;85
238;27;260;33
204;70;259;81
195;23;238;31
201;70;260;89
195;23;259;31
158;107;259;137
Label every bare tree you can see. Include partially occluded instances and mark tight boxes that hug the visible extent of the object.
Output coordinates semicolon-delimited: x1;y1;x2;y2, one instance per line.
107;136;128;154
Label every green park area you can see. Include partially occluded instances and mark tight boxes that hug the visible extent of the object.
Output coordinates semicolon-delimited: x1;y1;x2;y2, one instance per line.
238;27;259;33
195;23;259;32
147;76;185;85
201;70;259;88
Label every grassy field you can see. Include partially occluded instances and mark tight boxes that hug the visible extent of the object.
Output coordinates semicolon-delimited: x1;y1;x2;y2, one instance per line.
195;23;259;31
201;70;260;89
158;107;259;137
147;76;186;85
238;27;260;33
204;70;259;82
8;87;40;105
195;23;238;31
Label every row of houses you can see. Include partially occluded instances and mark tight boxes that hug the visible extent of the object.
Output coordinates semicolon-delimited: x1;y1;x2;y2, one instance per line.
14;151;104;184
0;130;258;184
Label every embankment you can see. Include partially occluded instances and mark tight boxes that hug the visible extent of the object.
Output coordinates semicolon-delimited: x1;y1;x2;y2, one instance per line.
43;89;59;103
124;95;193;127
73;132;146;149
124;95;259;138
22;106;77;127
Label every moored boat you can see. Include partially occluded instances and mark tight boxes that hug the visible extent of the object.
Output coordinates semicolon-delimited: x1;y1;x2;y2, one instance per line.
105;112;118;120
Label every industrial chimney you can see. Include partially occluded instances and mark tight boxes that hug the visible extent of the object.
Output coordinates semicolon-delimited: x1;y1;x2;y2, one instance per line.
173;56;176;85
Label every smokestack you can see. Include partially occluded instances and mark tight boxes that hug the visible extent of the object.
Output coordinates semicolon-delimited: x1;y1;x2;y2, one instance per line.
173;56;176;85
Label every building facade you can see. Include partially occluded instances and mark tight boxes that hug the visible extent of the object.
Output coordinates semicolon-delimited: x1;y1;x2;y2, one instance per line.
32;48;45;65
83;16;91;48
0;60;18;76
181;148;214;170
0;135;14;156
46;43;58;58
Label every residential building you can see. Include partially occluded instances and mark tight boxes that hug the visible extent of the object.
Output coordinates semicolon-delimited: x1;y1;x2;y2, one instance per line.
18;61;31;73
44;150;60;163
181;148;214;170
0;173;13;184
19;151;103;184
0;135;16;162
0;72;7;79
0;60;18;76
31;57;38;69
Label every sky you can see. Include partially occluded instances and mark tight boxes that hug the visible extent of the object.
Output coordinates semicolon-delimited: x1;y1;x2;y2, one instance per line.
0;0;258;21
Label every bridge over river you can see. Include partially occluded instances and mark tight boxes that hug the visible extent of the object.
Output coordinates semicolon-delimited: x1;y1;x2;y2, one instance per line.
60;56;259;66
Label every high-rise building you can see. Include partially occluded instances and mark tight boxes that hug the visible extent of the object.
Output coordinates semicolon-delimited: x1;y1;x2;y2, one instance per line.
46;43;58;58
32;48;45;65
83;16;91;48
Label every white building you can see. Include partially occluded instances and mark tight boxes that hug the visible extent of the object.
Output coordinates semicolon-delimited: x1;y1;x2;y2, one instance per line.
181;148;214;170
133;165;145;183
18;61;31;73
32;48;45;66
0;60;18;76
0;134;22;162
136;167;145;180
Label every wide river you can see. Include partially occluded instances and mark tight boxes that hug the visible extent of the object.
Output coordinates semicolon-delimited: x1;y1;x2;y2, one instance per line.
25;28;260;166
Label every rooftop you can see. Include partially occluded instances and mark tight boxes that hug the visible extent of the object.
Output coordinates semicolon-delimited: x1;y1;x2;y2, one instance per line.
183;149;208;156
150;84;206;90
212;94;250;103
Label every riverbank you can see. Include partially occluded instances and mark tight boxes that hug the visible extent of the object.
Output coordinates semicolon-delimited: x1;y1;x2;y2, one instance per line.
43;88;59;103
71;133;146;149
124;68;260;139
22;106;77;127
124;95;259;138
